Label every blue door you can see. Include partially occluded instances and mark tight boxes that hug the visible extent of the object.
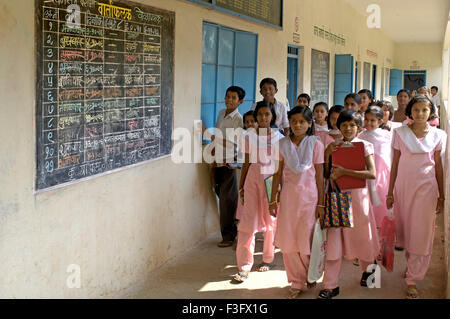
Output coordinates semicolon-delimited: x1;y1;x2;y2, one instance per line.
389;69;403;96
372;64;377;99
334;54;354;105
287;55;298;109
201;22;258;139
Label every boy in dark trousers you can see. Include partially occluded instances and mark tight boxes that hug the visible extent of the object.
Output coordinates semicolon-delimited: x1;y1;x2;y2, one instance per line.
203;86;246;247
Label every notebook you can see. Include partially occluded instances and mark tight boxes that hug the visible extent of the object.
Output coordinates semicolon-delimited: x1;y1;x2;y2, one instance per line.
331;141;366;189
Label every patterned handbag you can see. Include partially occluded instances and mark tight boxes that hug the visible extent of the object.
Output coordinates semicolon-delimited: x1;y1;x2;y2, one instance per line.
324;180;354;228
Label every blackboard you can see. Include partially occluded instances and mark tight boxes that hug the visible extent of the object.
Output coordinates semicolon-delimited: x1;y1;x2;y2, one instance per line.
310;49;330;105
35;0;174;190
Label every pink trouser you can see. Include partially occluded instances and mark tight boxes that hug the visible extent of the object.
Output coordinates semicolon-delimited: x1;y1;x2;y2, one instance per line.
323;258;373;290
282;252;310;290
405;251;432;286
236;229;275;272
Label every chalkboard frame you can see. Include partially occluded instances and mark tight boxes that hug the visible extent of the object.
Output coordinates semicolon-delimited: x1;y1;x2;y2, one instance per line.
34;0;175;192
186;0;283;30
310;48;330;106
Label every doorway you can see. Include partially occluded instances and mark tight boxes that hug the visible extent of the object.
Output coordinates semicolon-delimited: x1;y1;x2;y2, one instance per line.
287;45;299;109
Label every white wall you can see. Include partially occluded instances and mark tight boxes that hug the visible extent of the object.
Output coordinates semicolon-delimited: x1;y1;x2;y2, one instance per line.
394;42;443;91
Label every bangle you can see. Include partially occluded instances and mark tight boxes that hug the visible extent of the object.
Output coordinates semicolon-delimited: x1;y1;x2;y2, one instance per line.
269;201;277;205
239;188;244;193
317;205;325;208
438;197;445;202
386;195;393;199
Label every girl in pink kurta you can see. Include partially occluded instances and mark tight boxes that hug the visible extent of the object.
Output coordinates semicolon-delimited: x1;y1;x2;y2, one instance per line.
327;105;345;141
318;110;380;299
359;106;392;228
233;101;283;282
313;102;335;147
387;95;446;299
235;111;259;221
269;106;325;299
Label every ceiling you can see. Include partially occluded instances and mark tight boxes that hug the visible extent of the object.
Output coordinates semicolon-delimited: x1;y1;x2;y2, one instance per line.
344;0;450;42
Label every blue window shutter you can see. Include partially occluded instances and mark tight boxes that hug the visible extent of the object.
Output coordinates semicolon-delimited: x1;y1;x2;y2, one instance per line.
334;54;354;105
201;22;257;141
389;69;403;96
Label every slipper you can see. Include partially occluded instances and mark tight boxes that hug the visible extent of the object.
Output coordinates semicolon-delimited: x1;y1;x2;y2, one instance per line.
257;263;275;272
406;287;419;299
353;258;359;266
317;287;339;299
232;272;248;283
288;288;302;299
217;240;234;247
307;281;317;289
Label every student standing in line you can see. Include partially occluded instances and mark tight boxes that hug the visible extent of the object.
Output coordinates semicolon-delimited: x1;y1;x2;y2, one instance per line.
386;95;446;299
233;101;284;282
430;86;440;110
296;93;311;108
343;93;365;268
393;89;411;123
202;86;246;248
313;102;334;147
327;105;345;141
358;89;374;114
359;106;392;229
318;110;380;299
236;110;258;222
269;106;325;299
243;110;258;130
376;100;402;132
344;93;362;113
252;78;290;135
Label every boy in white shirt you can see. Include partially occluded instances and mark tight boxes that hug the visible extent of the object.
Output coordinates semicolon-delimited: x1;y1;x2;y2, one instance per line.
251;78;290;135
203;86;245;247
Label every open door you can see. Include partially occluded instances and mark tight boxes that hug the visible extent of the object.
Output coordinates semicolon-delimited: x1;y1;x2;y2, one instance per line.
334;54;354;105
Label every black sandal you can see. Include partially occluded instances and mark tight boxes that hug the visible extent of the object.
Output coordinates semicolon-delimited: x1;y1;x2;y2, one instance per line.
317;287;339;299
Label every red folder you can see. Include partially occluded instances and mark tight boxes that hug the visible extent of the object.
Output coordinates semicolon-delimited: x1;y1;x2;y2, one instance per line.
331;141;366;189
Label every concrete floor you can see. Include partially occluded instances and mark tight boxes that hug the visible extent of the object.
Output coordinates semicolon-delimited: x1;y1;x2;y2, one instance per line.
118;213;447;299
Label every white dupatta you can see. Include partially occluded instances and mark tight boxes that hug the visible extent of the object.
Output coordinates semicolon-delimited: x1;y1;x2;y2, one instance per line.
279;135;318;173
315;123;329;133
357;130;392;207
394;124;446;155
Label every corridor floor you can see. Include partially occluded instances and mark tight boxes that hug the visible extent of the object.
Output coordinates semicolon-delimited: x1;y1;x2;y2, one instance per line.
119;214;446;299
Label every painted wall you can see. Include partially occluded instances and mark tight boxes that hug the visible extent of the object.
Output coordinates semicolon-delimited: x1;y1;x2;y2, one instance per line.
394;42;443;91
0;0;421;298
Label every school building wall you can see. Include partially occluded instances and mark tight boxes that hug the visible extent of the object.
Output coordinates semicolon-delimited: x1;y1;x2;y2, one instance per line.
0;0;445;298
394;42;443;92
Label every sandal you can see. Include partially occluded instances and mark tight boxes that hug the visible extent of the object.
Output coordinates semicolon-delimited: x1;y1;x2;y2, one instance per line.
317;287;340;299
232;271;248;283
307;281;317;289
217;240;234;247
406;287;419;299
353;258;359;266
288;288;302;299
360;271;374;287
257;263;275;272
